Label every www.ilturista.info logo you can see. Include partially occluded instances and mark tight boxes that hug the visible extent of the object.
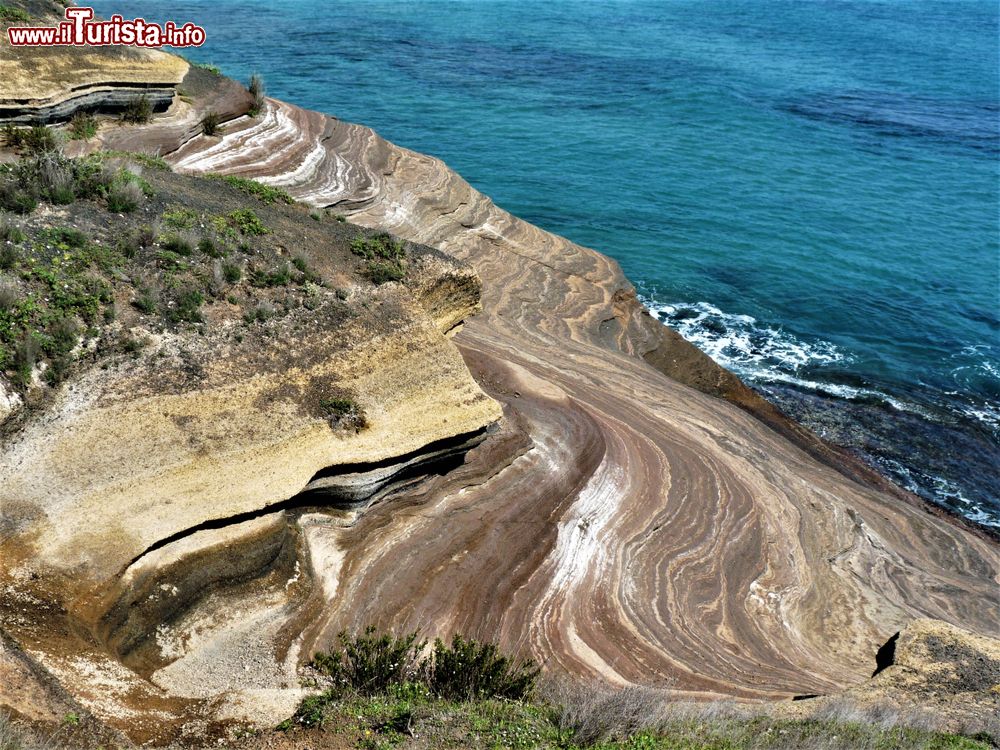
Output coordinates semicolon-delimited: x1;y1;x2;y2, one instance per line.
6;7;206;47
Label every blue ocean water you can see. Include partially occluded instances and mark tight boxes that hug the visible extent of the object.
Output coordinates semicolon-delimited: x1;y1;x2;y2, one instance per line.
94;0;1000;526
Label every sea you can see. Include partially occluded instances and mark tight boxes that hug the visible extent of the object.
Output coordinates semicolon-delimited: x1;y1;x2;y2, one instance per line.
92;0;1000;528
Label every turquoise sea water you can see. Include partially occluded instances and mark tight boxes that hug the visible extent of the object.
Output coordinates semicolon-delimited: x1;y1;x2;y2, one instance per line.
94;0;1000;526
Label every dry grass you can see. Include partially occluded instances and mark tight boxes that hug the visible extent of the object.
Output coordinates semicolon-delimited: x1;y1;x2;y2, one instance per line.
537;678;994;749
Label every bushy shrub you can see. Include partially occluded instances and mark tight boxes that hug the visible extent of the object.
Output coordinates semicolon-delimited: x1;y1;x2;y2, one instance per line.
222;260;242;284
249;262;291;288
428;634;539;702
106;180;143;213
0;218;26;245
121;94;152;124
4;125;61;154
160;229;199;256
312;627;426;696
243;300;275;324
69;112;98;141
309;628;538;703
0;276;20;310
0;181;37;215
167;288;204;324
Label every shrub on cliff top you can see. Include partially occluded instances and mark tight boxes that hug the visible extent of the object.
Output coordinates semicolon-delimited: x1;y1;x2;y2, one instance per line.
350;231;407;284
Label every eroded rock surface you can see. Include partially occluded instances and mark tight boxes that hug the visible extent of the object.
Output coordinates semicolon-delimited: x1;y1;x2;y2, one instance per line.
0;39;997;744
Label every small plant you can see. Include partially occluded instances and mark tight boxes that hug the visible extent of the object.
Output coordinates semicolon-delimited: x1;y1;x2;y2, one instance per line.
168;288;204;324
0;245;17;270
367;259;405;284
0;181;37;214
12;334;38;386
312;627;426;696
197;236;224;258
310;211;322;221
106;180;143;213
248;73;266;115
222;260;242;283
69;112;99;140
243;300;275;324
132;284;159;315
160;229;199;256
0;276;20;309
121;93;152;124
201;111;221;136
250;262;291;288
0;218;26;245
100;150;171;171
335;213;347;223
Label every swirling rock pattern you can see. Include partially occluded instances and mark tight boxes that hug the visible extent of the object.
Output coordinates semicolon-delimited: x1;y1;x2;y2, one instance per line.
163;98;999;698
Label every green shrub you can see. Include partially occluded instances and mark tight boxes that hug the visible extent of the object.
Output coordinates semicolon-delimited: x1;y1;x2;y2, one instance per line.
100;150;171;172
12;334;38;386
428;634;538;702
121;94;152;124
367;259;405;284
226;208;268;236
0;277;19;309
0;219;26;245
168;288;204;324
201;111;221;136
106;180;143;213
312;627;426;696
350;232;407;284
222;261;242;283
197;236;224;258
161;207;199;230
249;262;290;288
161;230;198;256
0;181;37;214
207;174;294;205
243;300;275;324
1;125;60;155
132;284;159;315
0;245;16;270
0;5;31;21
69;112;98;141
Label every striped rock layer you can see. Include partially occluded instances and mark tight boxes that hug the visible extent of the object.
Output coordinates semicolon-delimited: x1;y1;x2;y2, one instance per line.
154;98;999;697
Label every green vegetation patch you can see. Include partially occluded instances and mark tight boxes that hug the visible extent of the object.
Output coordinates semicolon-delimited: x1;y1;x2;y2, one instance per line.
0;4;31;22
350;232;407;285
207;173;295;205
